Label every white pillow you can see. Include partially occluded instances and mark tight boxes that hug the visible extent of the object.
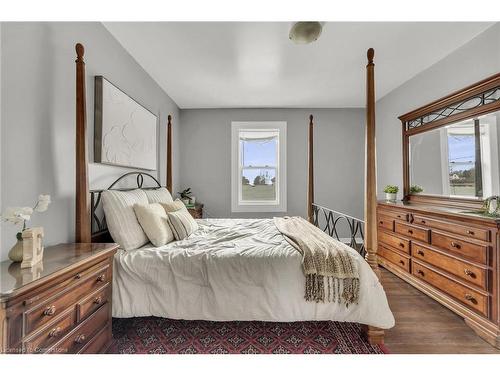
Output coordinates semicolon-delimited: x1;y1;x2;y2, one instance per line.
134;203;175;247
162;200;199;240
102;189;149;250
145;187;174;204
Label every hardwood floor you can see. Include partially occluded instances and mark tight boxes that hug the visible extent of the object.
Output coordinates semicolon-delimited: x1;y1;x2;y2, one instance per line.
380;267;500;354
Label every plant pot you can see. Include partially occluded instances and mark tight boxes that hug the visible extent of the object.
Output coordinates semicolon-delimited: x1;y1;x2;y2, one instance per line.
189;196;196;205
8;238;23;262
385;192;397;202
181;198;190;206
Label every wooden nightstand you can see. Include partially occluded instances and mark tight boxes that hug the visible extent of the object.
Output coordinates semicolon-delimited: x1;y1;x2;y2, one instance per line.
0;242;118;354
187;203;203;219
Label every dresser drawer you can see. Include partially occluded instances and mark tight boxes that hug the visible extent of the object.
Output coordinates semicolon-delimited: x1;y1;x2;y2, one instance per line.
395;222;430;243
377;215;394;231
412;243;488;290
378;230;410;254
378;245;410;272
378;210;409;222
51;303;109;354
431;232;488;265
77;286;109;323
413;215;490;242
24;263;109;335
412;261;488;316
24;308;75;353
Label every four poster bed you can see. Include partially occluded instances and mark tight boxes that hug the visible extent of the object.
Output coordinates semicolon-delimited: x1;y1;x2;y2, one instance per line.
73;44;393;346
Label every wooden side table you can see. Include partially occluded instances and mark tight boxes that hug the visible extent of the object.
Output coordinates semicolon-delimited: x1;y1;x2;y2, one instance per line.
0;243;118;354
187;203;203;219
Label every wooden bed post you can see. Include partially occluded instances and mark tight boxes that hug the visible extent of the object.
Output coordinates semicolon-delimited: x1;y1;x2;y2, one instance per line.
364;48;385;345
167;114;173;193
75;43;91;243
307;114;314;223
364;48;379;278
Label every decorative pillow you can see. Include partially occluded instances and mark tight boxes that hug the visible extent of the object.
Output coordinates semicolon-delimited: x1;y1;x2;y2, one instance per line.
145;187;174;204
161;199;185;213
162;200;199;240
102;189;149;251
133;203;175;247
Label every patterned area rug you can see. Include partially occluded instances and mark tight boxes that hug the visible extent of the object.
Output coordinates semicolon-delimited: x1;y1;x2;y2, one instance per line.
109;317;389;354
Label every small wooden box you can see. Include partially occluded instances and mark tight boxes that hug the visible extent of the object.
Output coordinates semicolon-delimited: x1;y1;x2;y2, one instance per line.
187;204;203;219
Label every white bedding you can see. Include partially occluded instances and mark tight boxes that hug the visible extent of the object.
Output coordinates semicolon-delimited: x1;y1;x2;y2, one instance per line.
113;218;395;329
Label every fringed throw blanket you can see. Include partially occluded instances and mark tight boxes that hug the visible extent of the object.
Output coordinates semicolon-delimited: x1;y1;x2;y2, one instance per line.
274;216;359;306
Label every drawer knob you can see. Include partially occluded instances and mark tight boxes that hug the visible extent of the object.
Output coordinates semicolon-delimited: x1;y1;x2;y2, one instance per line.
74;273;82;280
379;221;383;225
97;274;106;282
464;269;476;279
75;334;86;344
43;305;56;316
417;250;424;256
399;260;405;265
450;242;461;249
49;327;62;338
399;243;405;248
93;296;103;305
417;270;425;276
466;230;474;235
464;294;478;305
420;220;426;224
408;229;413;234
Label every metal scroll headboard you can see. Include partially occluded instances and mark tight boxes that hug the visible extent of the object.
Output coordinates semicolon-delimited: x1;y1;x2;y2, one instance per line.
90;172;163;242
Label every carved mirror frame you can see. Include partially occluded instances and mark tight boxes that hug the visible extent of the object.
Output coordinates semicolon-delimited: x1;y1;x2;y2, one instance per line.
400;72;500;208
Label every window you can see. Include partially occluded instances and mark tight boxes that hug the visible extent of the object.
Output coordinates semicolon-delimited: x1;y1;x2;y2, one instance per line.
231;122;287;212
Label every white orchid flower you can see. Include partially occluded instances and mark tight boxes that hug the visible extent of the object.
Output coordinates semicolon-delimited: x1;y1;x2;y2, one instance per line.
1;207;33;224
34;194;51;212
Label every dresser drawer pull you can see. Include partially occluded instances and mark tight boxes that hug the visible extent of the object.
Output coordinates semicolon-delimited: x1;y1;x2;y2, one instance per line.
417;250;424;256
74;334;86;344
399;243;405;248
464;269;476;279
419;220;426;224
466;230;474;235
397;215;403;219
417;270;425;276
450;242;461;249
93;296;103;305
97;274;106;282
379;221;384;225
49;327;62;338
464;294;478;305
407;229;413;234
43;305;56;316
75;273;82;280
399;260;405;265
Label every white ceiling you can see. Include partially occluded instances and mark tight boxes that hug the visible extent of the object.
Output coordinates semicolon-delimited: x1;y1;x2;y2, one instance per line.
104;22;493;109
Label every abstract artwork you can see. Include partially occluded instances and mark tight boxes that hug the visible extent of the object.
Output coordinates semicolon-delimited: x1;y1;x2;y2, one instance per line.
94;76;157;170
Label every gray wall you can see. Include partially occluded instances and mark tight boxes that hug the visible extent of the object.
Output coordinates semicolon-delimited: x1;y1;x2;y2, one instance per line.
179;108;365;221
0;22;180;260
376;23;500;199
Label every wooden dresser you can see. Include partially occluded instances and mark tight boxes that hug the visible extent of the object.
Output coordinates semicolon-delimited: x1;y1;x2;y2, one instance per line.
0;243;118;354
377;201;500;348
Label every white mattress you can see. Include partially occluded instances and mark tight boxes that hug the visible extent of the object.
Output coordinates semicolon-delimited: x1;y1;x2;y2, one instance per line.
112;218;395;329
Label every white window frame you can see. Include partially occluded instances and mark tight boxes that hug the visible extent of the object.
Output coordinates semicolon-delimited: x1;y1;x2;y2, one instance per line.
231;121;287;212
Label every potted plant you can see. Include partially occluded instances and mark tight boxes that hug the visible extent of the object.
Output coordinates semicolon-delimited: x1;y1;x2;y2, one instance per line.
410;185;424;194
1;194;51;262
383;185;399;202
178;188;193;207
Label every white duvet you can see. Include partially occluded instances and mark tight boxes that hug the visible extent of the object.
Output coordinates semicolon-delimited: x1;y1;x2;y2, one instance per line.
113;218;395;329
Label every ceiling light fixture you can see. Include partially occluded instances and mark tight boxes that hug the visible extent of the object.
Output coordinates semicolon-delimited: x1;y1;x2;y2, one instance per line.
289;22;323;44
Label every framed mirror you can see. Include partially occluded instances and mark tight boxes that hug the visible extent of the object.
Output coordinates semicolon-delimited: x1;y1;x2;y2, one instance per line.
400;73;500;207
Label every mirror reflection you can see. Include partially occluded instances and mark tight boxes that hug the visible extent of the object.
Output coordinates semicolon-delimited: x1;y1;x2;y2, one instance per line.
410;111;500;199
